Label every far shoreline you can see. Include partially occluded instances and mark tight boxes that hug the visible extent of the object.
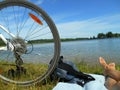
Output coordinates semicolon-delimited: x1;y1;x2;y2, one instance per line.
0;37;120;46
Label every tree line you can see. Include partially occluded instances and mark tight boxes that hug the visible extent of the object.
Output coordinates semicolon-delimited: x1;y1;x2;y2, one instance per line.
0;32;120;46
97;32;120;39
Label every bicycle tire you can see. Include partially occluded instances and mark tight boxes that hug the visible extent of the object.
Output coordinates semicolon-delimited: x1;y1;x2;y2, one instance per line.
0;0;60;86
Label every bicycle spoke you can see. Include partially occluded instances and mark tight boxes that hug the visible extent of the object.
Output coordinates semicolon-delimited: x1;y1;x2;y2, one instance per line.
18;8;31;36
18;7;27;35
0;10;10;32
5;8;10;33
12;6;19;36
25;19;45;38
26;25;48;39
24;12;39;39
25;22;40;39
28;31;51;40
16;6;21;36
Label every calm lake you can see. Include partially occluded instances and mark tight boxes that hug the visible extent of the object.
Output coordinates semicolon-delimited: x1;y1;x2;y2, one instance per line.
61;38;120;64
0;38;120;64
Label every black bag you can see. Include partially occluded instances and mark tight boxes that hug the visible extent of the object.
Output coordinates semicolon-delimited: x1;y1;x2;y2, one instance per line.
50;56;95;87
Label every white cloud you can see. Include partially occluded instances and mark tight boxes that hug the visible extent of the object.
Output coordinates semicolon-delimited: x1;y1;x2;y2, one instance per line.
56;14;120;38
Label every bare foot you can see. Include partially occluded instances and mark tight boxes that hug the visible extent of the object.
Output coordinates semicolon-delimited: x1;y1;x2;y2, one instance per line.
99;57;117;90
99;57;116;75
99;57;120;90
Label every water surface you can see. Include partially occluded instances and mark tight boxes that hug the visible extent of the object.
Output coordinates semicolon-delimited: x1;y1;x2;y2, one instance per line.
61;38;120;64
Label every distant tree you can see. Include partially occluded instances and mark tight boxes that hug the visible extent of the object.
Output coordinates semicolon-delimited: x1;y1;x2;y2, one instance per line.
106;32;113;38
93;36;96;39
114;33;120;37
97;32;120;39
97;33;106;39
90;37;92;39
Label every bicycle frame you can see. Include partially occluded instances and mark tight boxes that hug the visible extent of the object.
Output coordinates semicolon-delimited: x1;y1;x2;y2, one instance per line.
0;25;14;51
0;24;15;38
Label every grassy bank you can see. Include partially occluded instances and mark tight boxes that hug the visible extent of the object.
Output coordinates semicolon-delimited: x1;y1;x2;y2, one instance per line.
0;61;120;90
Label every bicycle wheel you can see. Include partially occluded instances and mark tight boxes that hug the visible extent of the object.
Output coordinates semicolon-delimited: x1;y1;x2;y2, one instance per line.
0;0;60;86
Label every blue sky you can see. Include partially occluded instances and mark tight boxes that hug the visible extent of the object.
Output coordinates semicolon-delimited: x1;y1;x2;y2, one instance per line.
30;0;120;38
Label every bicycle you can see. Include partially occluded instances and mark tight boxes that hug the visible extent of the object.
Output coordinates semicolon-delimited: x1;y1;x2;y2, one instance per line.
0;0;60;86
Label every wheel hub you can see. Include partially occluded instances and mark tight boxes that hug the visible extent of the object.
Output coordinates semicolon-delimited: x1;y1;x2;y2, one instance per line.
11;37;27;55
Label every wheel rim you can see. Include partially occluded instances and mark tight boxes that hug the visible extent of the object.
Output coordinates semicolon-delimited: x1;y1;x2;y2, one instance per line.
0;0;60;85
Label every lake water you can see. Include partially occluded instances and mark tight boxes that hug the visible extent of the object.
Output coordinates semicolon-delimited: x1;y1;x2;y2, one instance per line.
61;38;120;64
0;38;120;64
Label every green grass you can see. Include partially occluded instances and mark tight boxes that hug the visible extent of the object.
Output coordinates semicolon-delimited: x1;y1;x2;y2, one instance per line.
76;61;103;75
0;60;120;90
0;61;48;81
